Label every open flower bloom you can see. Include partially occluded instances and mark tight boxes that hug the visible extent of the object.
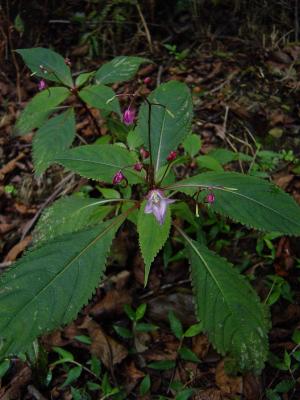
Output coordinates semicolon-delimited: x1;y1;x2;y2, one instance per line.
112;170;125;184
144;189;175;225
38;79;47;91
122;107;135;125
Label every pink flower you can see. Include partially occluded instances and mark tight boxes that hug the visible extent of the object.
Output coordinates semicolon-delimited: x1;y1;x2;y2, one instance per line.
112;170;125;184
144;190;175;225
123;107;135;125
140;148;150;159
133;162;143;172
206;192;215;204
38;79;47;91
167;151;177;162
143;77;151;85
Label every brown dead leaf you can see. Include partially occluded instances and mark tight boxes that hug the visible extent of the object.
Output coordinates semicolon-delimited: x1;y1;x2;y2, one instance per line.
0;364;32;400
14;202;37;215
273;174;293;189
192;334;210;359
0;223;15;234
90;289;132;317
80;317;127;368
0;152;25;179
243;373;262;400
193;388;223;400
4;235;32;262
126;361;145;380
215;360;242;395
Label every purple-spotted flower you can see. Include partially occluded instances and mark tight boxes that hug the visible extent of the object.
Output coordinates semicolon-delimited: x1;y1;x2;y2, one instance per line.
122;107;135;125
112;170;125;184
144;189;175;225
38;79;47;91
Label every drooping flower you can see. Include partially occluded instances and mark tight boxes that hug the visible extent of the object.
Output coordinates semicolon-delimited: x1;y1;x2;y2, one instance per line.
167;151;177;162
206;192;215;204
143;77;151;85
122;107;135;125
133;162;143;172
144;189;175;225
140;148;150;159
38;79;47;91
112;170;125;184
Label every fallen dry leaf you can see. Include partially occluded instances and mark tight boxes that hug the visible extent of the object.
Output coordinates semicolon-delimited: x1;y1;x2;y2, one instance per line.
80;317;127;368
192;334;210;359
0;152;25;179
90;289;132;317
0;364;32;400
193;388;223;400
215;360;242;395
4;235;32;262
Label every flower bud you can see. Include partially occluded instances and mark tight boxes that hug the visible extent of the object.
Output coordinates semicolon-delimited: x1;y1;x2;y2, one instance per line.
167;151;177;162
206;192;215;204
122;107;135;125
143;77;151;85
112;170;125;184
38;80;47;91
140;148;150;159
133;162;143;172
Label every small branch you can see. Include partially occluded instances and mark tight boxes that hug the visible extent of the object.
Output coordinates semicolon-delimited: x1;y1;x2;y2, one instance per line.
76;94;102;136
136;1;153;53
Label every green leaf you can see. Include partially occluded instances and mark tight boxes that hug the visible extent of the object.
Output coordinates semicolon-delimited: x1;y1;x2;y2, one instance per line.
124;304;136;321
175;389;195;400
113;325;133;339
61;365;82;388
138;201;171;286
185;237;269;372
136;303;147;321
15;87;70;135
0;218;123;357
168;311;183;340
127;129;143;150
33;195;113;244
171;172;300;235
0;359;10;378
75;71;95;87
14;14;24;34
74;335;92;345
16;47;73;87
148;360;176;370
183;322;203;337
274;379;294;393
135;322;158;332
55;144;143;184
183;134;202;157
196;155;223;172
53;346;74;361
136;81;193;177
33;109;76;175
178;347;200;363
78;84;120;115
140;374;151;396
95;56;150;84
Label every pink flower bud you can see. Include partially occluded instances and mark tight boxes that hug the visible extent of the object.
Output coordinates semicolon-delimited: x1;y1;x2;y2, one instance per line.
112;170;125;184
167;151;177;162
140;148;150;159
38;80;47;91
133;162;143;172
122;107;135;125
206;192;215;204
143;77;151;85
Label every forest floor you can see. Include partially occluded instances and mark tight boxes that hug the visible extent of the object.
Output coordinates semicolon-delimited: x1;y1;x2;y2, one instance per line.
1;17;300;400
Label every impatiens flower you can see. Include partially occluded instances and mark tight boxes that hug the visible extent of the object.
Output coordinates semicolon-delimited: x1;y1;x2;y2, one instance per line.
38;79;47;91
123;107;135;125
133;162;143;172
206;192;215;204
144;189;175;225
143;77;151;85
112;170;125;184
140;148;150;159
167;151;177;162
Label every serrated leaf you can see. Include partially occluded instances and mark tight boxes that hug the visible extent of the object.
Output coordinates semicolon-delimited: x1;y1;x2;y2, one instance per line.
15;87;70;135
138;201;171;286
0;218;123;357
55;144;144;184
136;81;192;178
16;47;73;86
185;236;269;372
33;195;113;244
95;56;150;84
78;84;120;115
33;109;76;175
75;71;95;87
171;172;300;235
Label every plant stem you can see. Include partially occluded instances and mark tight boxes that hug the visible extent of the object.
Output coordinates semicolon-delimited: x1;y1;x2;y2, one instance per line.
76;93;102;136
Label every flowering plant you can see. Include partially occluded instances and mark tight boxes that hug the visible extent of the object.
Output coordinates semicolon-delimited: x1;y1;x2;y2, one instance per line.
1;47;300;373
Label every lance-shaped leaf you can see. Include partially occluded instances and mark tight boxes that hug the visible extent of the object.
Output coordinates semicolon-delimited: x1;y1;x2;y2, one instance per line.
33;195;114;244
55;144;144;184
169;172;300;235
15;87;70;135
78;85;121;115
0;218;123;357
136;81;192;177
137;201;171;286
95;56;150;84
16;47;73;87
33;109;76;175
184;235;269;372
